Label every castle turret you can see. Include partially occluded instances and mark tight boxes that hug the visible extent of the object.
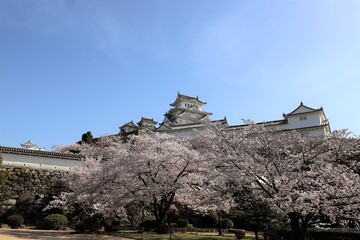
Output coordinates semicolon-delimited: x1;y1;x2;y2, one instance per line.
156;93;213;135
163;92;212;126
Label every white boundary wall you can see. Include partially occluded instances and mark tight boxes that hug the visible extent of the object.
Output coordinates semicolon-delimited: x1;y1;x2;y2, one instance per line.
1;147;83;171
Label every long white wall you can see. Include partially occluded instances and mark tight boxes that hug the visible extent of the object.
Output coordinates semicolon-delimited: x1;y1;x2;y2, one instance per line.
1;147;83;171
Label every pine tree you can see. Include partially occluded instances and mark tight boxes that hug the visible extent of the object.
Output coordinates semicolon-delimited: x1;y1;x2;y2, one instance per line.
81;131;93;144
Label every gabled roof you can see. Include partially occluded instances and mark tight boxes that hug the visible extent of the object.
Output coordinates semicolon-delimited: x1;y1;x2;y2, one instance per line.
119;121;138;129
156;123;172;131
170;92;206;107
283;102;324;118
169;106;212;116
156;117;227;132
157;122;205;130
211;117;229;127
138;117;157;126
168;109;186;116
21;140;37;148
187;106;212;115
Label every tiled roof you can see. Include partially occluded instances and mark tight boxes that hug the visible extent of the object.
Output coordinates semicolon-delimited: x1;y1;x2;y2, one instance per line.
229;119;286;129
119;121;138;129
138;117;157;126
283;102;323;117
170;92;206;106
211;117;228;125
139;117;157;123
0;146;82;160
21;140;37;147
156;118;227;132
279;124;330;132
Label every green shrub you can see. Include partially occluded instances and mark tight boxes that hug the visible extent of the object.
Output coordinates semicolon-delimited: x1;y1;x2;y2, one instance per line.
140;220;159;229
307;228;360;240
7;214;24;228
75;216;102;232
222;218;234;229
231;229;246;239
186;223;197;231
86;217;102;231
43;214;68;230
176;218;189;228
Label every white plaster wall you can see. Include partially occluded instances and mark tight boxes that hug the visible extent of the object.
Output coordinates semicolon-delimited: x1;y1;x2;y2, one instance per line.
166;128;198;138
178;101;202;110
2;153;83;171
284;113;321;130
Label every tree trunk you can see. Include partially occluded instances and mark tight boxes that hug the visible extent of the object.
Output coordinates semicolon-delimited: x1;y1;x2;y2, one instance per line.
255;230;259;240
288;214;307;240
152;193;176;225
218;213;223;236
168;214;172;240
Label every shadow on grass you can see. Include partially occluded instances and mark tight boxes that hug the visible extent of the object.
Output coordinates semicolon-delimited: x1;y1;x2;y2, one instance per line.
116;231;256;240
0;229;130;240
0;229;259;240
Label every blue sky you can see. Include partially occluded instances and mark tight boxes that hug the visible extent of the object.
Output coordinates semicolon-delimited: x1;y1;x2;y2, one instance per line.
0;0;359;150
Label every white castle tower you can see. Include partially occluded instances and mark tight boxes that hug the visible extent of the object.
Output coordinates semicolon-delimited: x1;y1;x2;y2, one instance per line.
156;93;214;136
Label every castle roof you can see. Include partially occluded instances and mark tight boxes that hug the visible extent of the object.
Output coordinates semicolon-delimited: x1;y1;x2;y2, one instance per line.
170;92;206;107
0;146;81;161
137;117;157;126
283;102;324;118
119;121;138;130
21;140;37;148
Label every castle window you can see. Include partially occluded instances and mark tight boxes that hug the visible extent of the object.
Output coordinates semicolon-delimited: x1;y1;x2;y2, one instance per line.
300;116;307;121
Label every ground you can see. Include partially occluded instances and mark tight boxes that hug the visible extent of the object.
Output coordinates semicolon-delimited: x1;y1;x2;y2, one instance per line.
0;228;131;240
0;228;258;240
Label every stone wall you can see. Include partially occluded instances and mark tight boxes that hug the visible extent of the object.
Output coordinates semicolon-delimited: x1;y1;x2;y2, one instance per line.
0;166;67;223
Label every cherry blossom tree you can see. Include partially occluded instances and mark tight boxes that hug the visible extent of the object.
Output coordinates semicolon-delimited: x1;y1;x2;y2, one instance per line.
195;122;360;240
51;133;204;225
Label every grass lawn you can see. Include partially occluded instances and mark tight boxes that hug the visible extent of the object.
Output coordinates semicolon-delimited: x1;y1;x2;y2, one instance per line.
115;231;263;240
